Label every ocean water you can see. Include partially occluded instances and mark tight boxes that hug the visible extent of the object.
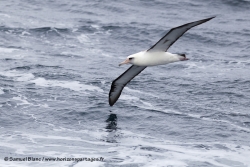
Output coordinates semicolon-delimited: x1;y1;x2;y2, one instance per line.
1;0;250;166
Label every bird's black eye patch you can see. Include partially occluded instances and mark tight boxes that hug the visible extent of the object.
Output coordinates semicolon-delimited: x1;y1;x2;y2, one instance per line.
129;57;133;60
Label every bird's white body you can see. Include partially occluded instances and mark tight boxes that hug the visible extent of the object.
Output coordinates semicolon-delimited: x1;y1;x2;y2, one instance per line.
128;51;182;66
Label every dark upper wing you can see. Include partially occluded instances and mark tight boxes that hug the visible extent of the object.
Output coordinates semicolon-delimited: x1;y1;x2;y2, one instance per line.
147;17;215;52
109;65;146;106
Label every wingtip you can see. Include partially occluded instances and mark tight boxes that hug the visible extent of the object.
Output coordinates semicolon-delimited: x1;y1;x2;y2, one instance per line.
109;97;114;106
109;102;114;107
198;16;216;25
207;16;216;20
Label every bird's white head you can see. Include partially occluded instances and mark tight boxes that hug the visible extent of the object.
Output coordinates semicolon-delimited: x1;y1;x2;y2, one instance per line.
119;54;138;66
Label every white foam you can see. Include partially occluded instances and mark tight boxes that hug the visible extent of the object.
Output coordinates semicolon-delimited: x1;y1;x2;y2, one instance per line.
72;28;78;32
16;73;35;81
186;62;207;70
0;70;35;82
21;31;31;36
60;51;81;57
124;87;158;97
106;130;250;167
22;133;83;142
30;77;103;92
101;53;112;57
201;116;250;132
0;13;11;18
135;99;183;115
139;100;153;107
13;96;31;106
91;24;101;29
77;34;90;43
0;47;18;53
1;127;249;167
0;88;4;95
119;94;140;101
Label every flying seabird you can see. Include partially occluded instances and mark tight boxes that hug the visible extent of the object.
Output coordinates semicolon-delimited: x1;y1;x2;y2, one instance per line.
109;17;214;106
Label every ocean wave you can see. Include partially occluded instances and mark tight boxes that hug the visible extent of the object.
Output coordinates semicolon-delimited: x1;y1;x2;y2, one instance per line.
0;70;35;82
30;77;104;93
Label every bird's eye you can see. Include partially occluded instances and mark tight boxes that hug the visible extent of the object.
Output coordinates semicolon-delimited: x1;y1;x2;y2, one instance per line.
129;57;133;60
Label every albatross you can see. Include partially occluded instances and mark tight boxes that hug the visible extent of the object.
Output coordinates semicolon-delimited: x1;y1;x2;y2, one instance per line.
109;17;214;106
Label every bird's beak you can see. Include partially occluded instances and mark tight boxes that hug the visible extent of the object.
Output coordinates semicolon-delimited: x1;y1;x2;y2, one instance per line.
180;56;189;61
119;58;130;66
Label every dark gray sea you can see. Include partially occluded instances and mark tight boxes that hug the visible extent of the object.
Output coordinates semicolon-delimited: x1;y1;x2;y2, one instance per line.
1;0;250;167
